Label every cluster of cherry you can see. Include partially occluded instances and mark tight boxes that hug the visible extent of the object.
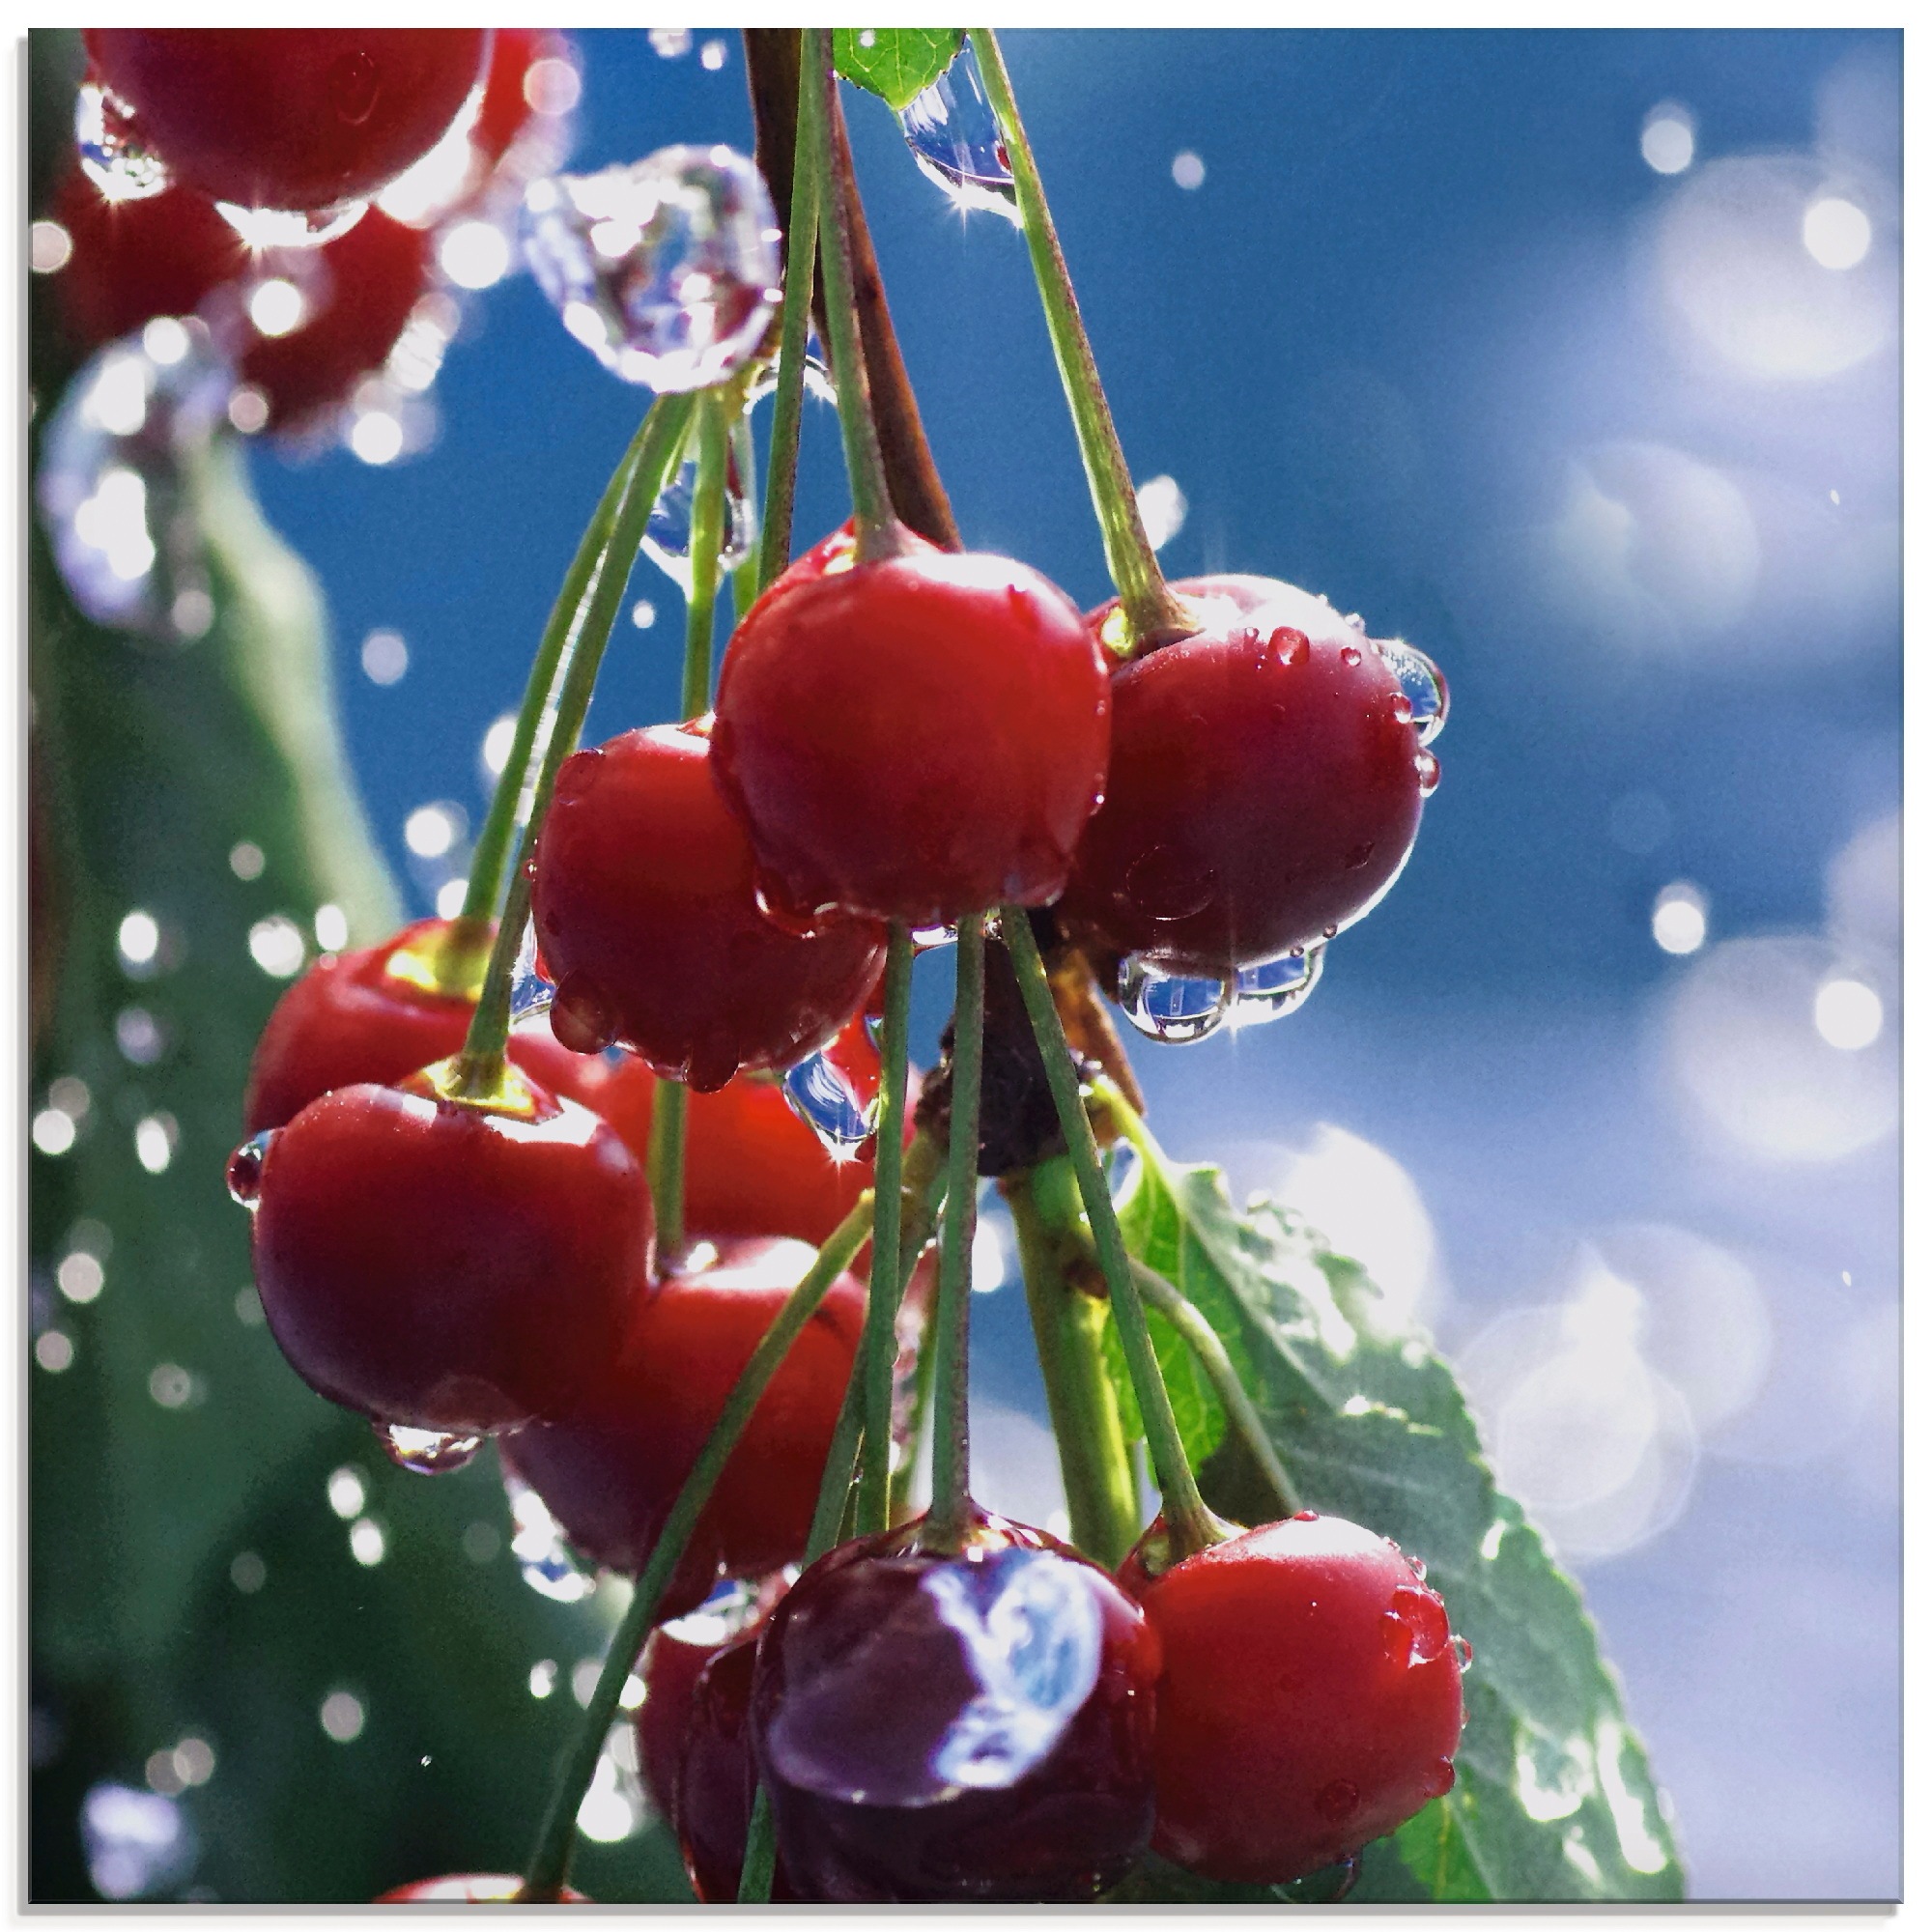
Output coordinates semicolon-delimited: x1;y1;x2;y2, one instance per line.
58;30;1464;1905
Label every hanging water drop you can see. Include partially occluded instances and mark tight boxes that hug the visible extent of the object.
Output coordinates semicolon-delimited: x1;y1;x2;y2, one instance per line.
505;1470;597;1602
215;198;369;250
37;327;231;641
224;1130;275;1208
897;42;1020;224
1374;639;1449;745
1415;749;1441;795
74;81;170;201
1228;944;1325;1027
1118;955;1232;1043
781;1046;879;1154
375;1421;483;1475
640;441;756;595
509;922;555;1023
746;348;838;410
521;146;782;393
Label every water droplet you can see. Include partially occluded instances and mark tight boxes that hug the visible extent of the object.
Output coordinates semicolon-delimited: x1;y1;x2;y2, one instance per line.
1118;955;1232;1043
1293;1508;1320;1520
1124;845;1215;923
552;973;617;1054
74;81;169;201
1340;644;1363;668
1452;1635;1474;1673
521;147;782;393
328;45;382;126
1344;611;1366;632
225;1130;275;1208
36;327;231;640
897;42;1019;224
1267;625;1309;668
1229;943;1325;1027
1385;1582;1451;1664
375;1422;482;1475
1375;639;1449;745
909;922;957;952
215;198;369;250
1406;1551;1428;1582
510;923;555;1022
781;1041;879;1154
1315;1777;1360;1824
746;349;837;410
640;441;756;595
505;1471;597;1602
1415;750;1441;795
1422;1756;1458;1799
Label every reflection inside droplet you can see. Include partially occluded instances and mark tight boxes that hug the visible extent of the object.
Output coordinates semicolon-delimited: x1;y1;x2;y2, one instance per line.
897;43;1019;225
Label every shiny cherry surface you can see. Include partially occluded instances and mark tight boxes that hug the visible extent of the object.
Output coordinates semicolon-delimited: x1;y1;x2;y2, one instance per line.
501;1236;864;1587
711;526;1112;927
84;30;491;213
531;723;887;1092
1121;1512;1465;1885
248;1069;647;1434
1057;575;1434;977
748;1509;1161;1902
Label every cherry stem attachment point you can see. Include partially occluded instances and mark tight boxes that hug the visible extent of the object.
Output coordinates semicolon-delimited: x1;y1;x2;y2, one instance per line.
968;30;1194;650
922;913;987;1551
999;908;1224;1559
518;1184;876;1903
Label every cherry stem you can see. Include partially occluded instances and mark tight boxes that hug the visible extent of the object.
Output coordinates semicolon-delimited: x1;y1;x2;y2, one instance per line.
518;1184;876;1903
969;30;1194;649
459;402;686;924
858;923;916;1533
681;390;730;718
757;92;820;594
800;27;903;562
451;390;697;1094
999;908;1223;1557
1008;1162;1141;1567
645;1083;687;1268
730;412;762;620
922;914;987;1551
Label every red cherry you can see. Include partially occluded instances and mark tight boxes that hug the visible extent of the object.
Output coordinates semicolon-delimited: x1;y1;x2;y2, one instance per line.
1119;1512;1465;1885
530;723;888;1092
375;1874;587;1902
1057;576;1435;978
83;30;492;213
247;1068;648;1435
711;526;1112;926
470;29;573;173
747;1509;1161;1902
500;1236;865;1586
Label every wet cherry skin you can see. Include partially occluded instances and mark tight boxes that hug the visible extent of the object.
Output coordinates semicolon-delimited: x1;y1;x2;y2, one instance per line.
1056;576;1434;978
375;1874;586;1902
1119;1512;1465;1885
748;1508;1162;1902
83;30;492;213
711;525;1112;927
531;722;888;1092
248;1068;648;1435
501;1237;865;1593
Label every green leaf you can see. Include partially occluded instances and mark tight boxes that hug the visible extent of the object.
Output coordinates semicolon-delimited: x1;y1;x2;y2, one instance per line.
1109;1140;1684;1903
832;28;963;110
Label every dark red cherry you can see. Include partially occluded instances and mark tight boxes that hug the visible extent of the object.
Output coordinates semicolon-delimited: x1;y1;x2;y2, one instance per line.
1119;1512;1465;1885
375;1874;587;1902
711;526;1112;927
83;30;492;213
530;722;888;1092
1057;576;1436;978
247;1065;648;1434
501;1236;865;1589
748;1509;1161;1902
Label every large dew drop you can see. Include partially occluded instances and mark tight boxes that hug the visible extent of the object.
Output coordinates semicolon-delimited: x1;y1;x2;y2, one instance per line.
1118;956;1232;1044
505;1470;596;1603
640;442;756;596
74;80;170;201
509;922;555;1023
781;1046;879;1155
38;324;232;641
225;1129;276;1208
897;42;1020;224
1229;944;1325;1027
1374;639;1449;747
376;1422;484;1475
521;146;781;393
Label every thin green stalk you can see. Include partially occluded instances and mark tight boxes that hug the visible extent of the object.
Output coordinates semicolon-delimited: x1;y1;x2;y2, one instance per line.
645;1084;688;1267
519;1187;875;1902
450;391;696;1093
968;29;1193;649
758;99;820;595
681;390;729;718
735;1786;778;1904
459;407;674;923
1009;1166;1141;1566
730;411;762;620
999;908;1225;1559
858;923;915;1532
922;915;987;1549
800;26;901;558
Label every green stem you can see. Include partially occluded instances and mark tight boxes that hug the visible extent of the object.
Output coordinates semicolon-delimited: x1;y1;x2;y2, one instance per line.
1009;1164;1141;1567
451;392;697;1093
968;29;1193;649
857;923;915;1533
645;1083;687;1268
681;390;729;719
735;1786;778;1904
922;915;987;1549
459;407;666;923
999;908;1224;1558
519;1186;875;1902
730;411;762;620
758;100;820;595
889;1268;940;1525
800;26;901;559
